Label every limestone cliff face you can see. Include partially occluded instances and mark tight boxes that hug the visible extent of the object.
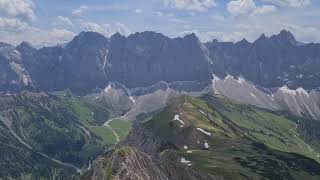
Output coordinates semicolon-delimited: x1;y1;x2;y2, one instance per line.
206;30;320;89
3;30;320;95
0;43;32;92
17;31;212;94
105;32;212;88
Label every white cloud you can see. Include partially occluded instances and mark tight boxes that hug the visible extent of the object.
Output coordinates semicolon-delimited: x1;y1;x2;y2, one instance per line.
56;16;73;27
169;18;189;24
262;0;311;7
251;5;277;16
0;0;35;21
211;14;226;21
154;11;164;16
80;21;131;37
163;0;216;11
227;0;256;16
134;9;142;14
72;5;88;17
49;28;75;43
0;17;38;32
227;0;276;16
0;27;75;47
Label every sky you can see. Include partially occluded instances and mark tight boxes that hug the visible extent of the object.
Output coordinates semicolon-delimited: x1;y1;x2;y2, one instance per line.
0;0;319;47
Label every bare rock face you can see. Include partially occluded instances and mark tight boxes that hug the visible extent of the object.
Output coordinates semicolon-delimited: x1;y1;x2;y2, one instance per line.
85;146;220;180
274;86;320;120
212;75;280;111
105;32;212;88
97;83;134;117
206;30;320;89
212;74;320;121
0;43;32;92
87;147;169;180
16;31;212;94
19;32;109;93
3;29;320;96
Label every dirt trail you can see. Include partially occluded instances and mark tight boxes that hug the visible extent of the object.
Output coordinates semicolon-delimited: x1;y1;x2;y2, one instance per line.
104;118;120;143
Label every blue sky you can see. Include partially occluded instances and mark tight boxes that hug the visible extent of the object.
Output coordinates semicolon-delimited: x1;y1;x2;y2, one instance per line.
0;0;319;47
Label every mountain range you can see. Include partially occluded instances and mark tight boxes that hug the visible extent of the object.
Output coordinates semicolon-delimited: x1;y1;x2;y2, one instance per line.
2;30;320;94
1;29;320;179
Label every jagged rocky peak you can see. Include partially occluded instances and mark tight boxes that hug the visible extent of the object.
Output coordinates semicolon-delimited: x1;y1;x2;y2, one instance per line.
111;31;126;41
236;38;250;46
0;43;21;63
0;42;13;49
253;29;300;46
17;41;34;51
254;33;268;44
0;42;16;54
109;32;126;51
16;41;36;56
278;29;295;40
66;31;108;50
126;31;169;53
271;29;299;45
182;32;200;43
128;31;169;41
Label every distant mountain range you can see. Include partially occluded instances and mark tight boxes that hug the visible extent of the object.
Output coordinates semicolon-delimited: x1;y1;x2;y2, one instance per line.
1;29;320;94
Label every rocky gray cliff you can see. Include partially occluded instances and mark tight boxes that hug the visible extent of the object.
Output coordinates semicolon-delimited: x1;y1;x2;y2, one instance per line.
1;29;320;94
17;31;212;94
206;30;320;89
106;32;212;88
84;146;221;180
0;43;32;92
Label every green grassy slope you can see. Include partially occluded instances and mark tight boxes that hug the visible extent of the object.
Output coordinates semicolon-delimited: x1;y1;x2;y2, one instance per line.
108;119;132;140
0;91;131;179
142;95;320;180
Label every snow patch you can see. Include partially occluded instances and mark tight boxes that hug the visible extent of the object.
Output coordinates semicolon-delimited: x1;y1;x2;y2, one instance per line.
198;109;206;116
183;145;188;150
104;84;112;93
212;74;221;84
250;93;257;98
196;128;211;136
224;74;234;81
237;76;245;84
129;96;136;103
102;49;109;69
204;140;210;149
58;56;63;63
173;114;185;127
296;74;303;79
181;158;191;164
